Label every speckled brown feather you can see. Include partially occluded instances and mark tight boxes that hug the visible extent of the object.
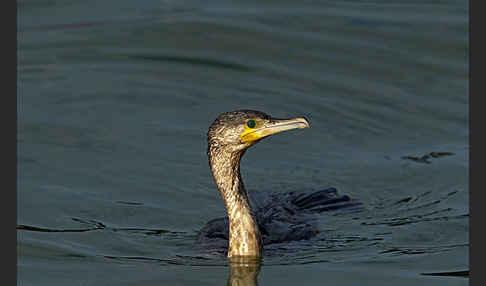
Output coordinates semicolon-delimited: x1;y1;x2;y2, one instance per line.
207;110;267;257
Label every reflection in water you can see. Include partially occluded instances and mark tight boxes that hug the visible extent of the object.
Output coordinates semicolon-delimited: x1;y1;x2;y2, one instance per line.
227;257;262;286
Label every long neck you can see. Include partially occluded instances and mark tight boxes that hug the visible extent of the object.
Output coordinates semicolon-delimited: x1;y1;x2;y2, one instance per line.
208;146;262;257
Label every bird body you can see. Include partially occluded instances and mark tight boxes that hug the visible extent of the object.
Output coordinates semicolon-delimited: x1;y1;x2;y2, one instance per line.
198;110;359;257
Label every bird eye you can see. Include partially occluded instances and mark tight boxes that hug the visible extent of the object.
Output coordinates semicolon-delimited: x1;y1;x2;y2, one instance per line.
247;120;256;128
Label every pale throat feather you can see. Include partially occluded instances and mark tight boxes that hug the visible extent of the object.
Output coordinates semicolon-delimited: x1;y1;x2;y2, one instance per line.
208;146;263;257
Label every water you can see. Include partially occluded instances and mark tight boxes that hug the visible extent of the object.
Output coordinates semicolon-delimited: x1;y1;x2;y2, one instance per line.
18;0;468;285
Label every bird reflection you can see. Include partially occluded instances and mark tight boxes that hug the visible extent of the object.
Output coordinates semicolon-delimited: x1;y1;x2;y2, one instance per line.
227;256;262;286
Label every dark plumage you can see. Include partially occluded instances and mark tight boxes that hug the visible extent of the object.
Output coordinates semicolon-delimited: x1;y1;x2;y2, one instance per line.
197;110;360;257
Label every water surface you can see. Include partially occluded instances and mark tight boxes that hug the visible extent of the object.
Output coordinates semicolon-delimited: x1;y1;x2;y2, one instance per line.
18;0;468;285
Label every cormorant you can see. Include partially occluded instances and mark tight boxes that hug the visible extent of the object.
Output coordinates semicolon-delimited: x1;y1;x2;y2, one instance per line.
197;110;359;257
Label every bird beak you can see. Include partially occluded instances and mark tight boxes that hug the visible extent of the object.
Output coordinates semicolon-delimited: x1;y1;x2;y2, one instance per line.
241;117;310;144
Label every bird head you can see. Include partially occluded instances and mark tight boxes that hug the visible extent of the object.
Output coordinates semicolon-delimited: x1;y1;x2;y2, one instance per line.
207;110;310;153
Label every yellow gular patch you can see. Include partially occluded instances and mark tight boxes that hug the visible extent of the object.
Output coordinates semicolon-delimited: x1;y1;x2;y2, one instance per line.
240;118;265;144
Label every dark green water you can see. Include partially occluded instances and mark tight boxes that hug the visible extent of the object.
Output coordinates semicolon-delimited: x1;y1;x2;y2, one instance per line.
18;0;468;285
